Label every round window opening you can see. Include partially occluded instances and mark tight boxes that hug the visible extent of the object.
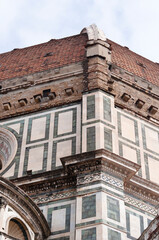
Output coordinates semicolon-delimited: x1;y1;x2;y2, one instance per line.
0;127;18;171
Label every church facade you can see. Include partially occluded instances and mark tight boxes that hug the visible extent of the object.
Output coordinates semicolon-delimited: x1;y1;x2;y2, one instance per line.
0;24;159;239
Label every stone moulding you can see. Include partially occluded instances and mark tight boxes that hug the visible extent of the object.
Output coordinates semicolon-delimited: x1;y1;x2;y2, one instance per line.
125;196;157;215
0;62;83;94
0;176;50;239
138;213;159;240
20;175;76;194
125;175;159;204
76;172;123;189
81;24;106;41
61;149;140;181
11;149;159;206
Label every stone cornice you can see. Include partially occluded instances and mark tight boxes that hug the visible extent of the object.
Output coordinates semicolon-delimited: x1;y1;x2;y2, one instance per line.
138;214;159;240
61;149;140;181
0;63;84;120
125;195;157;216
11;149;159;207
0;62;83;94
20;175;76;195
125;175;159;204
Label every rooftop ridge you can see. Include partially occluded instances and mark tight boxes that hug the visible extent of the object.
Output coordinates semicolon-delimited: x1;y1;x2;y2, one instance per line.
0;25;158;87
108;39;159;65
0;32;87;56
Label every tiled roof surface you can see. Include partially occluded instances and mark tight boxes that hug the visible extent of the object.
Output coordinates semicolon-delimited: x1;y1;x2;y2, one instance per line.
108;39;159;86
0;32;158;87
0;33;87;82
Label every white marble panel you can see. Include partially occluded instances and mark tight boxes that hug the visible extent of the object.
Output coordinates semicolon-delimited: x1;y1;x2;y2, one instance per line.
148;156;159;183
51;208;66;231
58;111;73;135
3;163;15;178
122;145;137;163
8;123;21;134
145;127;159;154
27;146;44;171
121;115;136;142
56;140;72;166
30;117;46;141
129;214;141;238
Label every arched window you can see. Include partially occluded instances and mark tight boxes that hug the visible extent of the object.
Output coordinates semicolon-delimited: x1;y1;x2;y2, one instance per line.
8;218;30;240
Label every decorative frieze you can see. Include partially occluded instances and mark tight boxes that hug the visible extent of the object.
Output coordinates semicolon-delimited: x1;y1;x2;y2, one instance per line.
77;172;123;189
125;196;157;215
20;176;76;194
34;190;76;204
125;177;159;205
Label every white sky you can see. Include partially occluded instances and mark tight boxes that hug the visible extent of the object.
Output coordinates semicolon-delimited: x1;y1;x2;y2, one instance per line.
0;0;158;62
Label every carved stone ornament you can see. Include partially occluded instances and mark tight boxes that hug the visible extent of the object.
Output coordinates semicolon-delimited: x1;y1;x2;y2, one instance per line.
13;149;159;208
0;127;18;171
0;196;7;208
81;24;106;41
139;213;159;240
0;176;50;239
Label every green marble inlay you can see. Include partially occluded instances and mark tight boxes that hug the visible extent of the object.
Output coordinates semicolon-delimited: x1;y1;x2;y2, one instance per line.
54;108;77;138
82;227;96;240
144;152;159;181
1;121;24;179
141;124;159;156
104;127;113;152
107;196;120;222
48;204;71;235
87;95;95;120
126;210;144;239
76;219;125;231
108;228;121;240
52;137;76;170
119;141;142;177
117;112;139;146
27;114;50;144
103;96;111;122
23;143;48;175
82;194;96;219
87;126;96;151
83;120;115;129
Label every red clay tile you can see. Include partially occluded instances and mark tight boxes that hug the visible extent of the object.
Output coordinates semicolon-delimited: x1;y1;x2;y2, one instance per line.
0;33;158;87
108;39;159;86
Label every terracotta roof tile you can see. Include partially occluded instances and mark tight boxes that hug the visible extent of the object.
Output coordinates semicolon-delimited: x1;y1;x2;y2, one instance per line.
0;33;88;82
108;39;159;87
0;33;158;87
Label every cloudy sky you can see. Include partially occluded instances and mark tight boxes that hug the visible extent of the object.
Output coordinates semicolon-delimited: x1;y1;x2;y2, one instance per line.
0;0;158;62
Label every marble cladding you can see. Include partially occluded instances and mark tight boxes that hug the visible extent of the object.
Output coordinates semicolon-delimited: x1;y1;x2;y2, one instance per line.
0;104;81;178
0;90;158;184
38;184;154;239
82;90;159;185
0;89;158;239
